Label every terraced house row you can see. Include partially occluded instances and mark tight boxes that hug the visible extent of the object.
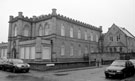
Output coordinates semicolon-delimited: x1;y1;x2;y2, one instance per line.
0;9;135;63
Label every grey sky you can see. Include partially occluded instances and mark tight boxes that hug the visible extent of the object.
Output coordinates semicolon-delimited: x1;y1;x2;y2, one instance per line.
0;0;134;42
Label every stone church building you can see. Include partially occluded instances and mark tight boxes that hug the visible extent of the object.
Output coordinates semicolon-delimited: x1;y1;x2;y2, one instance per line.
0;9;102;62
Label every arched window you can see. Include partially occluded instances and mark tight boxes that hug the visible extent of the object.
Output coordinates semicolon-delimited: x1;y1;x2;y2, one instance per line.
44;23;49;35
96;34;98;42
85;30;88;40
70;27;73;38
23;25;29;36
14;25;17;36
70;45;73;56
61;24;65;36
91;32;93;41
61;44;65;56
78;45;81;56
38;25;43;36
78;28;81;39
85;46;88;54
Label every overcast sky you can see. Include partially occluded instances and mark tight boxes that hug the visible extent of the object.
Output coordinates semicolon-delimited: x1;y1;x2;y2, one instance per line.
0;0;134;42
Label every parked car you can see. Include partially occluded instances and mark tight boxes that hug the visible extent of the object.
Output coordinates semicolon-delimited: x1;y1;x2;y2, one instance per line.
129;59;135;67
104;60;135;78
0;58;8;70
2;59;30;73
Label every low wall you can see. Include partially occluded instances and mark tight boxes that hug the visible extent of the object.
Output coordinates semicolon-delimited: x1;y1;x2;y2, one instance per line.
90;52;120;61
29;61;92;71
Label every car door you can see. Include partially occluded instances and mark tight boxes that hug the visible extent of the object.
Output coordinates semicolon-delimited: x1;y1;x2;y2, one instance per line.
125;61;130;75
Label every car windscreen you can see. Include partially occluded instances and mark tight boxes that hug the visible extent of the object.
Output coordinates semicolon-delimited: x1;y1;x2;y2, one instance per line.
12;59;24;64
111;61;125;67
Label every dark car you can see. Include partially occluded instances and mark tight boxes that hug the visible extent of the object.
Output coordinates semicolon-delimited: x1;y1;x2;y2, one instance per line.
129;59;135;67
104;60;135;78
0;58;8;70
2;59;30;73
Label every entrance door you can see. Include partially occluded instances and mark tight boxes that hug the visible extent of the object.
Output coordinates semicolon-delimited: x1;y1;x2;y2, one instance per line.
42;47;51;59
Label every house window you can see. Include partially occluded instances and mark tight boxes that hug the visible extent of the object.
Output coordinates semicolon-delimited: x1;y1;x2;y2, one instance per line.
114;47;116;52
14;25;17;36
61;45;65;56
70;27;73;38
23;26;29;36
91;33;93;41
110;36;113;41
85;30;88;40
61;24;65;36
70;45;73;56
117;34;120;41
44;23;49;35
38;26;43;36
78;45;81;56
85;47;88;54
120;47;122;52
78;28;81;39
109;48;112;52
96;34;98;42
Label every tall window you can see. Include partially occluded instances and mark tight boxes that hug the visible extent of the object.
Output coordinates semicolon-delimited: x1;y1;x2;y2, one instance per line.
70;27;73;38
61;24;65;36
117;34;120;41
85;30;88;40
110;36;113;41
78;28;81;39
78;45;81;56
14;25;17;36
44;23;49;35
70;45;73;56
38;25;43;36
91;32;93;41
23;26;29;36
85;47;88;54
61;45;65;56
96;34;98;42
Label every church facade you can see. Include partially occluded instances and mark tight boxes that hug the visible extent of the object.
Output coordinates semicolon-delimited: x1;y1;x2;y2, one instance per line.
0;9;102;62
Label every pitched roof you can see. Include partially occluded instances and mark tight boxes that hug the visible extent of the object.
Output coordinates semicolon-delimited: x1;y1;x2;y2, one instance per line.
113;24;135;38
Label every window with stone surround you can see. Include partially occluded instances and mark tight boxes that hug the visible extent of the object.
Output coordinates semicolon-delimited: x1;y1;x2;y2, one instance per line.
70;45;73;56
85;30;88;40
23;25;29;36
61;24;65;36
78;28;81;39
70;27;73;38
96;34;98;42
78;44;81;56
91;32;93;41
13;24;17;36
38;25;43;36
61;44;65;56
44;23;49;35
85;46;88;54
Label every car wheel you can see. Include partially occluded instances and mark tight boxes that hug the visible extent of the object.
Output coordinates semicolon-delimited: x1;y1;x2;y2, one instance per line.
105;74;109;78
25;69;29;73
122;73;126;79
13;68;16;73
2;67;5;71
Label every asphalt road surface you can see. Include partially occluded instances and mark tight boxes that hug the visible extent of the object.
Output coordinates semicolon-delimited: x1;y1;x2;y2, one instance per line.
0;66;134;81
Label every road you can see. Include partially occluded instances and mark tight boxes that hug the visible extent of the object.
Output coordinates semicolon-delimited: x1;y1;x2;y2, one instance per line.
0;66;134;81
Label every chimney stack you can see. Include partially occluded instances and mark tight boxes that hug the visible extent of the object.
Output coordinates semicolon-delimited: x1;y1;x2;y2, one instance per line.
9;16;14;21
52;8;57;15
18;12;23;18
